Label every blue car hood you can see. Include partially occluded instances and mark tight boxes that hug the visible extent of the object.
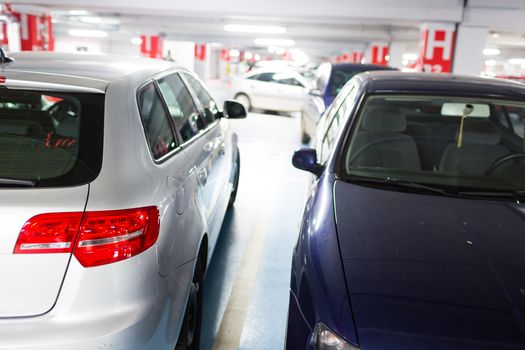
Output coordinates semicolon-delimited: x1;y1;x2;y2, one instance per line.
334;180;525;349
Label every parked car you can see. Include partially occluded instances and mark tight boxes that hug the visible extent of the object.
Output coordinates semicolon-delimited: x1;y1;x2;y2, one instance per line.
0;51;246;350
287;71;525;350
232;68;311;113
301;62;396;143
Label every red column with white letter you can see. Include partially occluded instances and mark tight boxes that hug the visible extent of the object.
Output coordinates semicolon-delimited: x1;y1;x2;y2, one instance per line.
368;43;389;65
194;43;206;61
140;35;164;59
417;22;456;73
8;10;53;51
352;50;364;64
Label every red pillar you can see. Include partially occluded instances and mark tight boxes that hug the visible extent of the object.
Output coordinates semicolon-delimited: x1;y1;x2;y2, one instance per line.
140;35;164;59
12;12;53;51
351;50;364;63
194;43;207;61
368;43;389;65
417;23;456;73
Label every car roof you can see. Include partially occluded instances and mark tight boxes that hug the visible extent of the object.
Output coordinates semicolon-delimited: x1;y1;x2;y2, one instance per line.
1;52;181;92
332;63;397;71
361;71;525;100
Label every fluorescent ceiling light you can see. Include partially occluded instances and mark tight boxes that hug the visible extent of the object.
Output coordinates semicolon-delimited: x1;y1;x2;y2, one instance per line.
509;58;525;65
484;59;497;66
483;48;500;56
402;52;418;61
68;29;108;38
224;24;286;34
254;38;295;47
131;37;142;45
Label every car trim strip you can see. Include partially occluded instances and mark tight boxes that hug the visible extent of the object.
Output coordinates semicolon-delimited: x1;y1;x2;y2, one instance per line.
77;229;144;247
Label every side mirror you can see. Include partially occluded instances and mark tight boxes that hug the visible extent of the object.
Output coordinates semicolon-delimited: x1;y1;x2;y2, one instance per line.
309;88;323;97
292;148;324;177
223;100;247;119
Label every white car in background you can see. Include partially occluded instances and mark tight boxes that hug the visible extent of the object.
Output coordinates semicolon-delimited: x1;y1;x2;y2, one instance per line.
231;69;311;113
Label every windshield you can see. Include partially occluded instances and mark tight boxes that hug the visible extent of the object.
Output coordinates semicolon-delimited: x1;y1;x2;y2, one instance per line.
329;69;360;97
0;89;104;187
340;95;525;194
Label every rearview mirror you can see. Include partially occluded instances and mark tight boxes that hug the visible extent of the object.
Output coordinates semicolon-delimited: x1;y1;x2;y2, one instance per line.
292;148;324;177
309;88;323;97
223;100;247;119
441;103;490;117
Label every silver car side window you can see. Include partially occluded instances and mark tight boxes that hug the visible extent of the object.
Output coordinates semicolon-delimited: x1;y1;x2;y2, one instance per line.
157;74;204;143
181;73;220;126
138;83;177;159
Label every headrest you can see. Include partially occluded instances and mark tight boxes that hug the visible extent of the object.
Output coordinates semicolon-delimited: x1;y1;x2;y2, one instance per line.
362;107;406;132
0;122;28;135
456;119;501;145
57;118;79;138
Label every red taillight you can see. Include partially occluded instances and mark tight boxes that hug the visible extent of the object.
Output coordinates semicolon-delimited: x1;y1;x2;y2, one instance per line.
14;213;83;254
75;206;159;267
14;206;160;268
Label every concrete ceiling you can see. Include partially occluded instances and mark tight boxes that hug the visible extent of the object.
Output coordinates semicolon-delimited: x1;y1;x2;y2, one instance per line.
7;0;525;62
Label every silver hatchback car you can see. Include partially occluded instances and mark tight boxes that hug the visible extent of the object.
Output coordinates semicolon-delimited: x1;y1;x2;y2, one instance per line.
0;52;246;349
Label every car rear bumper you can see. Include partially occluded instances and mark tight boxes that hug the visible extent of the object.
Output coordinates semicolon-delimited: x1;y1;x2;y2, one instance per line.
0;247;179;350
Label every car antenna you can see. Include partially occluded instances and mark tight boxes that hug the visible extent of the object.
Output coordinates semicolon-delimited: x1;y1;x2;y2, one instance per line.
0;47;14;64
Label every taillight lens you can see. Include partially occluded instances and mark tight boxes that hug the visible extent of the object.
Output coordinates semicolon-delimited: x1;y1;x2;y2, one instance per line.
14;213;83;254
75;207;159;267
14;206;160;268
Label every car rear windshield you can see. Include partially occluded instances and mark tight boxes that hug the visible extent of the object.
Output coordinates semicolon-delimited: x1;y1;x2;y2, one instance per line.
0;89;104;187
340;94;525;194
329;69;362;97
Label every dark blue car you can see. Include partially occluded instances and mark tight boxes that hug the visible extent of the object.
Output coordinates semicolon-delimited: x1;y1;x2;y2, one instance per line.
287;71;525;350
301;63;396;143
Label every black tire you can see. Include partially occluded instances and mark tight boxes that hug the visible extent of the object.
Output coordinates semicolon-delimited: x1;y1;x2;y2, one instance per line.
175;266;203;349
300;116;311;144
301;131;311;144
228;151;240;208
234;93;251;112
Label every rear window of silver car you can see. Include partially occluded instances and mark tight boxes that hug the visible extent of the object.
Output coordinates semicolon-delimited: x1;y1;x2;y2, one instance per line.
0;89;104;187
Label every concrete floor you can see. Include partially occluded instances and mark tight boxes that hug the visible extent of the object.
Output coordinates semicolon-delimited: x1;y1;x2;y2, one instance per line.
200;112;309;350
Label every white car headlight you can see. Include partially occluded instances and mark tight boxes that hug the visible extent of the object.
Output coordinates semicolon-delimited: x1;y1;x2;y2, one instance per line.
312;323;360;350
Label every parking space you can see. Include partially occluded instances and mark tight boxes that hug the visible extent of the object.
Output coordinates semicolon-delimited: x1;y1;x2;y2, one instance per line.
200;112;308;350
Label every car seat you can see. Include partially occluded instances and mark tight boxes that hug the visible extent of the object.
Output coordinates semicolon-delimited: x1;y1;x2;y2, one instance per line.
439;119;509;175
346;107;421;171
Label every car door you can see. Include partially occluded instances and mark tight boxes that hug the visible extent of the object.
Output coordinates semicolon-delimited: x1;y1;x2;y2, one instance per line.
272;73;308;111
137;81;202;276
244;72;279;110
181;72;231;247
157;73;218;243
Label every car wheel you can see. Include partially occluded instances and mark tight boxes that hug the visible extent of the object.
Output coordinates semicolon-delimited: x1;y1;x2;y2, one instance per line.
234;93;251;112
301;131;311;144
300;118;311;144
175;272;203;349
228;151;240;208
